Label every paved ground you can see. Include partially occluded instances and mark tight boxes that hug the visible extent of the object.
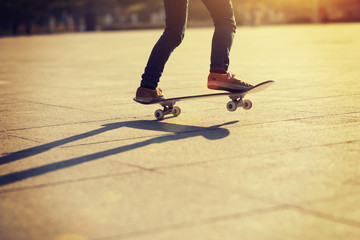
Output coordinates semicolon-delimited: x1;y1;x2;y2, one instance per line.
0;23;360;240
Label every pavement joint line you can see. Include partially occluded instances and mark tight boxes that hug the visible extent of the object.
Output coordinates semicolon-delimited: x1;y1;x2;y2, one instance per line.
22;100;100;113
89;205;301;240
285;93;360;102
251;106;318;114
5;134;41;143
94;204;360;240
0;117;126;133
290;191;360;206
0;169;141;195
163;169;360;227
147;122;360;206
220;139;360;162
290;205;360;229
152;139;360;182
0;109;359;134
172;156;358;204
290;139;360;149
146;174;360;232
280;111;360;122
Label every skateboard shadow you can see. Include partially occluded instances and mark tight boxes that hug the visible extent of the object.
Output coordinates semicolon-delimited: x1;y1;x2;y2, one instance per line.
0;120;238;187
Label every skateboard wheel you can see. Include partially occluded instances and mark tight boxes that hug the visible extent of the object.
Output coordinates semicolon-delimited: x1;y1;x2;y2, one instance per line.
243;99;252;110
172;106;181;117
226;101;237;112
154;109;164;120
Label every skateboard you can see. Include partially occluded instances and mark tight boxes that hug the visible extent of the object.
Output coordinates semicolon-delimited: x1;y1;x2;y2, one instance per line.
134;80;274;120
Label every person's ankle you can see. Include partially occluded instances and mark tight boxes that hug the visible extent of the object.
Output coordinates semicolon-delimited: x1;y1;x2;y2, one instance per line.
210;69;227;74
140;84;156;90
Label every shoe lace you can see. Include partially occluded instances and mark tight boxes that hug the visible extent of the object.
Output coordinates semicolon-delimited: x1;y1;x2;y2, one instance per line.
227;72;252;87
156;88;164;97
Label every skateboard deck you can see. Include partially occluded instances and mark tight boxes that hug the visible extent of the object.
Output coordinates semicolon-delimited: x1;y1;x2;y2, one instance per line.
134;80;274;120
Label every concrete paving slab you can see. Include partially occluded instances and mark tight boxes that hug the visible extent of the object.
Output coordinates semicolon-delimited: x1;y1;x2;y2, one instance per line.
158;143;359;202
126;208;360;240
306;194;360;224
0;171;273;240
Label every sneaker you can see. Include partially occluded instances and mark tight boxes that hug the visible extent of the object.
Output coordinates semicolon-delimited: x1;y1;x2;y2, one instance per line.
207;72;253;92
135;87;165;103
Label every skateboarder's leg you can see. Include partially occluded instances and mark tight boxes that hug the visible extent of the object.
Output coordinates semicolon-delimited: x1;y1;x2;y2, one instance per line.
140;0;189;90
201;0;236;73
203;0;253;91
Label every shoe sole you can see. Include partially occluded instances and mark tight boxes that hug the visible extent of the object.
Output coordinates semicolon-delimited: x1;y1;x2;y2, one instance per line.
134;97;165;104
134;97;153;103
208;81;252;92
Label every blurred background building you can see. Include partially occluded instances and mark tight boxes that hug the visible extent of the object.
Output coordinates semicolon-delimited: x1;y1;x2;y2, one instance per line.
1;0;360;36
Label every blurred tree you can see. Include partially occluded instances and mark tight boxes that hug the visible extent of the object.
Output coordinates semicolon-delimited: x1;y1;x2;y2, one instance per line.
0;0;118;35
118;0;163;23
0;0;50;35
1;0;359;36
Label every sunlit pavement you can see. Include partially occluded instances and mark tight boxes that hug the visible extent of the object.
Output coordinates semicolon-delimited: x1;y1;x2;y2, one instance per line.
1;23;360;240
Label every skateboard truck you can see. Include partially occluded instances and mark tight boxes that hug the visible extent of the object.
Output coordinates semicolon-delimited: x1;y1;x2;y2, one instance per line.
226;95;252;112
154;101;181;120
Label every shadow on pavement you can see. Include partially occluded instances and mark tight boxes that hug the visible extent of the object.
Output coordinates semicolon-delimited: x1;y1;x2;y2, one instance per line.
0;120;238;186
